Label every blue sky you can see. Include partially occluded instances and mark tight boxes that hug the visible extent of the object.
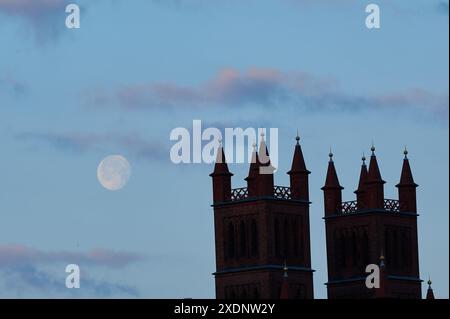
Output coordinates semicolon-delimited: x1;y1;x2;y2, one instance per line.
0;0;448;298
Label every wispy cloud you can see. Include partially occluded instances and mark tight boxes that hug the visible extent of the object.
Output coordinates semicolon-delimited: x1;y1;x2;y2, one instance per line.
0;0;66;15
0;264;140;298
0;244;144;268
86;67;449;119
287;0;357;7
437;1;449;14
15;131;168;162
88;68;334;109
0;0;74;43
0;72;29;97
0;244;142;297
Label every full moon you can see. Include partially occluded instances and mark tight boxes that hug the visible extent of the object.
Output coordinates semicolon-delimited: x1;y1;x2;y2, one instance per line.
97;155;131;191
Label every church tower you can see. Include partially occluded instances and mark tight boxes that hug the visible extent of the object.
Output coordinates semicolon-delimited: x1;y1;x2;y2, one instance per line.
322;146;422;298
211;134;314;299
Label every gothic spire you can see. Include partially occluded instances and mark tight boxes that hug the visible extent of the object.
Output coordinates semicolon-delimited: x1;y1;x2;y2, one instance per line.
323;151;343;189
210;142;233;203
288;131;309;174
365;145;386;209
426;277;435;300
288;133;310;200
245;142;260;180
258;131;271;167
396;148;418;212
367;145;385;184
256;132;275;196
397;147;418;187
355;154;368;194
210;141;231;176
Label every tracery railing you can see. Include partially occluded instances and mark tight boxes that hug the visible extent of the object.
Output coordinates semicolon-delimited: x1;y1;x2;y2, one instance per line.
273;186;292;200
340;199;402;214
230;186;292;201
230;187;249;201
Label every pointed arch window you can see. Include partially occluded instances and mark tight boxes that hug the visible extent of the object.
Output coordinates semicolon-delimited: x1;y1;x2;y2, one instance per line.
385;228;391;267
340;231;347;268
362;230;370;266
241;288;248;299
227;222;235;259
404;230;412;269
356;229;363;268
351;230;358;267
401;230;408;268
334;230;341;269
295;284;306;299
283;218;289;257
251;219;259;257
293;218;299;256
275;218;281;257
299;217;305;262
392;228;399;268
239;220;247;258
345;231;354;267
253;287;260;299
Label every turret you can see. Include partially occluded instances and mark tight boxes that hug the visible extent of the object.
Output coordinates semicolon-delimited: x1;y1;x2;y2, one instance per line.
245;143;260;197
256;133;275;197
210;142;233;203
426;278;435;300
321;151;343;216
366;146;386;209
287;133;310;201
355;154;368;210
396;148;418;213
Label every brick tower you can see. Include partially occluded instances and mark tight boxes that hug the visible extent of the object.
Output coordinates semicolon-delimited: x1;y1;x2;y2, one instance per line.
322;146;422;299
210;134;314;299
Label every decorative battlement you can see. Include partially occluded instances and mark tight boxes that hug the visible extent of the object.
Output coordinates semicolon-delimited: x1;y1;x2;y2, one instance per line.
323;146;418;217
211;133;310;205
230;187;249;201
273;185;292;200
340;198;404;214
230;186;292;202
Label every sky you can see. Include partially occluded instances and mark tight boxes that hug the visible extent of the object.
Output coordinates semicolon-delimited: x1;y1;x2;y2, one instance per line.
0;0;448;298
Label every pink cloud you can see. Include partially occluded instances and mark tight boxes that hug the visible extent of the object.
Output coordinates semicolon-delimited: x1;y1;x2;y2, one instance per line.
0;0;73;43
0;244;144;268
117;83;201;109
94;67;334;109
15;131;168;161
86;67;448;119
0;0;65;16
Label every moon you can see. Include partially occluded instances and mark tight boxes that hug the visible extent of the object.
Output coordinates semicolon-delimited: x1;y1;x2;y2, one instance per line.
97;155;131;191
